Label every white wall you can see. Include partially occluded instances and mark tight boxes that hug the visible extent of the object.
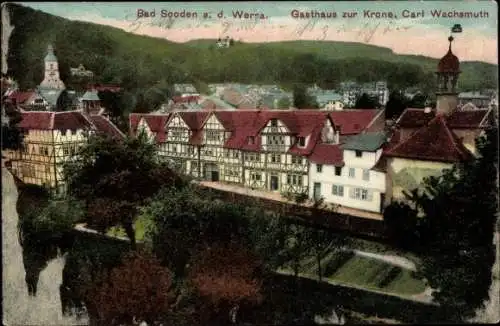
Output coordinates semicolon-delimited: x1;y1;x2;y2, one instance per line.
308;148;386;213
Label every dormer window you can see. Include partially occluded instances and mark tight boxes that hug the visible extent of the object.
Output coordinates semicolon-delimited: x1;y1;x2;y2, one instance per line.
270;119;278;127
355;150;362;158
298;137;306;147
248;136;255;145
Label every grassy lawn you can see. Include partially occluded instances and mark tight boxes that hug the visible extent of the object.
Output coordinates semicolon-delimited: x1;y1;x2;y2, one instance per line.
279;250;426;297
106;215;153;242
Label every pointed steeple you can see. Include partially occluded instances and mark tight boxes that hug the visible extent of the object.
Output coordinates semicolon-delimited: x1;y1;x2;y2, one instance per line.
44;44;57;62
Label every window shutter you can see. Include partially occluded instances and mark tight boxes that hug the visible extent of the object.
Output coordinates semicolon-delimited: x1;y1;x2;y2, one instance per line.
348;187;354;198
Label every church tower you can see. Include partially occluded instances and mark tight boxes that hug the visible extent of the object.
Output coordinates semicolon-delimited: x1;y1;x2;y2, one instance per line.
39;44;65;90
435;36;460;115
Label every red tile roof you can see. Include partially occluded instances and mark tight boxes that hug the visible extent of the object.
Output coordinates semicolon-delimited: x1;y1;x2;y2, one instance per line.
396;108;436;128
129;113;142;135
7;90;36;104
397;107;491;130
308;143;344;166
17;111;121;140
18;112;54;130
18;111;94;131
88;115;125;140
129;109;380;153
446;109;491;129
329;110;380;135
178;111;210;130
385;114;474;163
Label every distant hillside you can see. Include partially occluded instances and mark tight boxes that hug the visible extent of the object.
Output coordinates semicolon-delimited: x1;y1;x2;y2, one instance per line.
6;3;497;92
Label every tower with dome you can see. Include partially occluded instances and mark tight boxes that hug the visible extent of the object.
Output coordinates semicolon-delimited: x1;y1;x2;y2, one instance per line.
435;36;461;115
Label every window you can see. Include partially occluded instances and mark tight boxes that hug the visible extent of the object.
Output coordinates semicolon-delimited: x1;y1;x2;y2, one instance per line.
362;169;370;181
206;130;218;142
335;166;342;176
270;119;278;127
172;145;177;153
351;188;369;201
287;174;303;186
349;168;355;178
270;154;280;163
62;145;70;155
248;136;255;145
172;130;183;139
232;151;239;159
188;146;194;154
316;164;323;173
39;146;49;156
298;137;306;147
332;185;344;196
355;150;362;157
251;173;262;181
291;155;302;165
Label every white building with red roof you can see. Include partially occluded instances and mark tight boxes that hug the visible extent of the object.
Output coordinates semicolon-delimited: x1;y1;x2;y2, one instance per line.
4;111;124;196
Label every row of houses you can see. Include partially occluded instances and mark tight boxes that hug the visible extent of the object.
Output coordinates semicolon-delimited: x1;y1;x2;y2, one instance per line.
129;102;493;215
3;35;497;219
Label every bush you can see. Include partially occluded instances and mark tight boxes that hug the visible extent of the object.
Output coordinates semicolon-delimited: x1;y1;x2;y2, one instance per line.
22;199;85;241
294;192;309;204
322;251;355;277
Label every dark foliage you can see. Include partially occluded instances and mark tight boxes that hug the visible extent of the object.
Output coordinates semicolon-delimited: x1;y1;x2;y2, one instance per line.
355;93;380;109
64;133;187;247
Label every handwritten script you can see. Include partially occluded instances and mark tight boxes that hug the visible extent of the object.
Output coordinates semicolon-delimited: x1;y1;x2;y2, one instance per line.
124;13;412;42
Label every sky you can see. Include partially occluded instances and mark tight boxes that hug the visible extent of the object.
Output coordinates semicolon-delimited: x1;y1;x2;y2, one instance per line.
17;1;499;64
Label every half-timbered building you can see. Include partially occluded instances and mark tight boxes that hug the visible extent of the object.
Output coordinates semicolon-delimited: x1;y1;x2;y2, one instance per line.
5;111;124;197
129;109;386;204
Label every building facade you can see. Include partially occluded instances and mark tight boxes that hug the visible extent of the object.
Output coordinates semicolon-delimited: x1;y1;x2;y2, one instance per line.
130;108;387;212
308;132;387;213
375;36;494;207
4;111;124;197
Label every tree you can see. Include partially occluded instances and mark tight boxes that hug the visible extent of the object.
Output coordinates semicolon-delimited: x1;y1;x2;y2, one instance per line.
82;250;177;325
276;96;291;109
64;132;186;249
405;126;498;320
303;228;348;281
408;93;428;109
385;90;410;120
56;90;76;111
188;242;263;325
383;201;420;251
144;186;285;277
282;224;311;279
293;84;318;109
354;93;380;109
1;98;24;150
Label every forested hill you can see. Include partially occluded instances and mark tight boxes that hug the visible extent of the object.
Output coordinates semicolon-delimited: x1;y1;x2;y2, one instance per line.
6;3;497;92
